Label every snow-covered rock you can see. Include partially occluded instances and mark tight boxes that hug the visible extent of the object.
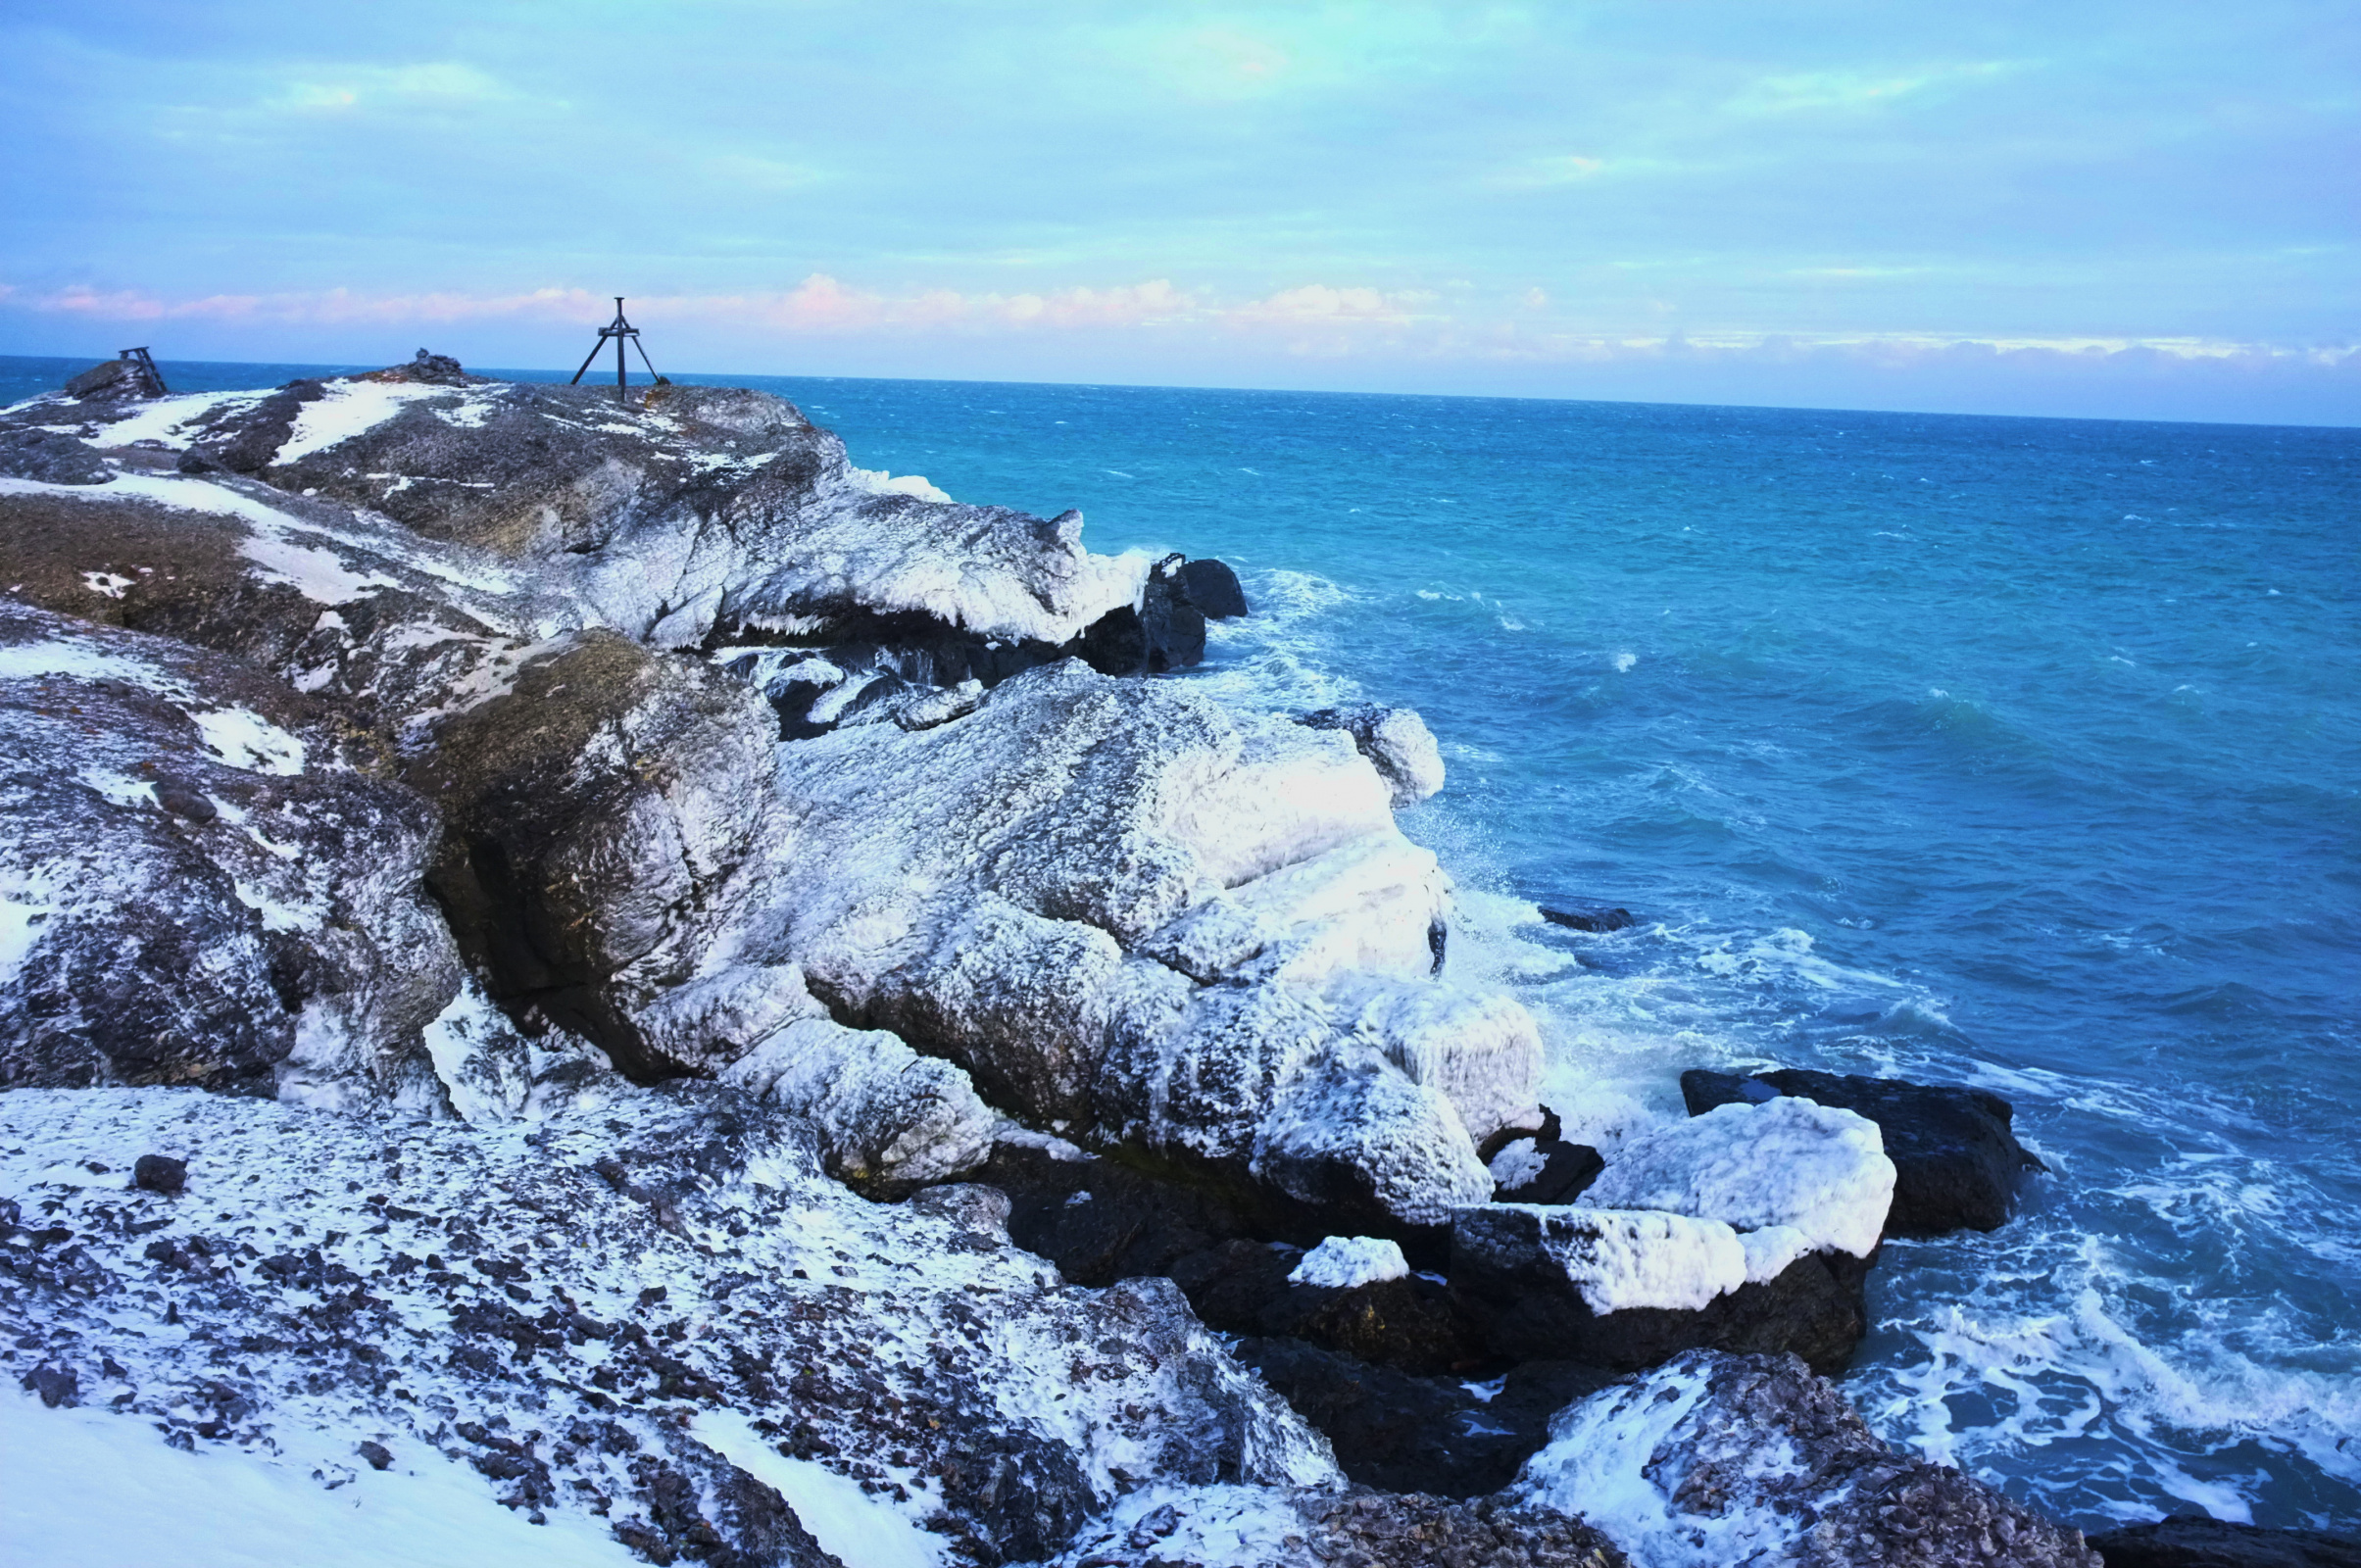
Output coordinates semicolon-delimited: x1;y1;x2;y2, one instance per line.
1578;1096;1896;1261
750;658;1528;1225
0;1085;1337;1566
1300;704;1447;808
1510;1350;2101;1568
1288;1235;1410;1290
1;601;452;1108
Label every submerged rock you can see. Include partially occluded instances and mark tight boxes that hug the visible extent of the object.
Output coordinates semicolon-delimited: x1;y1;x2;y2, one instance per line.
1681;1067;2043;1236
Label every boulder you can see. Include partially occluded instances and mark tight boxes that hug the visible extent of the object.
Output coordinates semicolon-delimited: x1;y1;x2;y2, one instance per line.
1174;556;1249;619
1539;906;1635;933
2088;1518;2361;1568
1449;1204;1873;1375
1484;1124;1605;1205
1681;1067;2043;1236
1170;1237;1486;1376
63;354;166;402
1510;1349;2103;1568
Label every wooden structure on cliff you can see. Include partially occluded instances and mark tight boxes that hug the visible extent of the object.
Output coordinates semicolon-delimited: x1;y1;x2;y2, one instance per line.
570;297;666;403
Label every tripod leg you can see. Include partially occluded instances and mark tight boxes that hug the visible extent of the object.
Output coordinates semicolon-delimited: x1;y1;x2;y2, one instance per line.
569;335;607;385
633;336;663;384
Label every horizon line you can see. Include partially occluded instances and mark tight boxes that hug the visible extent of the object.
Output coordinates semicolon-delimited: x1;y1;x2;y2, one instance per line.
2;348;2356;435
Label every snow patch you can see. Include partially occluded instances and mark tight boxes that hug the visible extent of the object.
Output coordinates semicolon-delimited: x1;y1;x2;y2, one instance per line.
192;707;308;776
692;1409;946;1568
276;381;446;464
0;1388;642;1568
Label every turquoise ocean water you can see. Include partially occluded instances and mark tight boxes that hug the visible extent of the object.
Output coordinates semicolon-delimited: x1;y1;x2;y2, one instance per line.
7;355;2357;1534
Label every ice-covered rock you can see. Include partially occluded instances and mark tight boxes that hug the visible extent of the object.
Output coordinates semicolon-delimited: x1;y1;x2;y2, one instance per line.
1301;703;1447;807
1579;1095;1896;1261
753;658;1527;1225
406;629;785;1075
0;1084;1336;1566
1450;1202;1872;1373
1681;1067;2045;1236
1510;1349;2101;1568
2;602;434;1105
1290;1235;1410;1290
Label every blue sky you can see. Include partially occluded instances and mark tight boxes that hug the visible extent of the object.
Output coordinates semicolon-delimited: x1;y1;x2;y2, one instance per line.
3;1;2355;423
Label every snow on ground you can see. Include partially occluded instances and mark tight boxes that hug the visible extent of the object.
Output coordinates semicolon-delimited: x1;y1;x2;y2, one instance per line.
0;1388;642;1568
0;1086;1332;1566
191;707;309;775
275;381;452;465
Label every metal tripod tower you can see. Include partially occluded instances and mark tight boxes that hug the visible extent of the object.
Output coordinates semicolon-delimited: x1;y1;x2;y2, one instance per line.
569;297;663;403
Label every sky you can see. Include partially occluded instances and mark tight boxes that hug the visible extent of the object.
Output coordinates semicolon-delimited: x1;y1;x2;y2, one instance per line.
2;1;2356;424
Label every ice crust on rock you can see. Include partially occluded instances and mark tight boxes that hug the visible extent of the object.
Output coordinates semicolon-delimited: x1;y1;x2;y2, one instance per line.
1581;1095;1896;1263
1511;1349;2101;1568
753;657;1527;1223
1457;1204;1748;1315
1289;1235;1412;1290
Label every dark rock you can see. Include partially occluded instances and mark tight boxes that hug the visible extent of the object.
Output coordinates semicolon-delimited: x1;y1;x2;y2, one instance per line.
0;422;113;484
154;781;219;822
1168;1238;1485;1376
1073;557;1206;676
358;1440;394;1470
1538;906;1635;933
2090;1518;2361;1568
1238;1337;1617;1496
979;1141;1258;1285
64;355;166;402
935;1429;1093;1566
386;350;471;386
1485;1135;1604;1205
1303;1490;1628;1568
1137;557;1207;673
408;631;779;1076
1451;1204;1873;1376
23;1364;79;1407
133;1153;188;1195
1173;557;1249;620
1681;1067;2044;1236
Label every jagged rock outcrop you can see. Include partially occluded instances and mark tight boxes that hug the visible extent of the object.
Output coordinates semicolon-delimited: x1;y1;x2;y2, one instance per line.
0;356;2116;1568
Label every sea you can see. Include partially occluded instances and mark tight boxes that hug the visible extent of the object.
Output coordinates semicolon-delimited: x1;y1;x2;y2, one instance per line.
6;353;2357;1535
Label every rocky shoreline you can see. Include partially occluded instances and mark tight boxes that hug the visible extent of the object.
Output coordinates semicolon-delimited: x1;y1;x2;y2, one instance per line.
2;352;2342;1566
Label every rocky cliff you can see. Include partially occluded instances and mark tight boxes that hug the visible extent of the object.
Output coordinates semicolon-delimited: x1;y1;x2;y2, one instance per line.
0;353;2109;1567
